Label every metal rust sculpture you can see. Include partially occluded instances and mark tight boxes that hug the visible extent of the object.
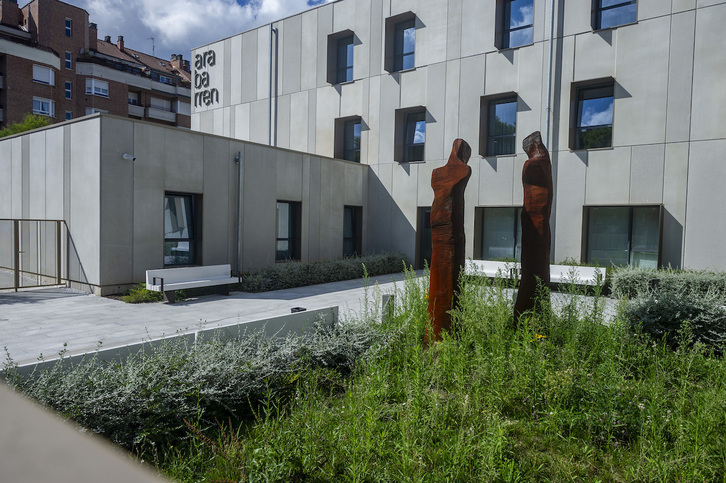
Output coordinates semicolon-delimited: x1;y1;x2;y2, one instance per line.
513;131;553;327
426;139;472;347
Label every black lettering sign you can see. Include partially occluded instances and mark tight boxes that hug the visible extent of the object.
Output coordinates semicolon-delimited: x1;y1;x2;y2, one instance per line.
194;49;219;107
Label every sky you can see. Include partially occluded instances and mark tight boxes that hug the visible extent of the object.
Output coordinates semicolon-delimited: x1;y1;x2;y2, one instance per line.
30;0;331;61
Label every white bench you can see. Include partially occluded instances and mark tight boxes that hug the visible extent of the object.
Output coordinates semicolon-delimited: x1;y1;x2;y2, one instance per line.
145;264;239;303
464;260;604;286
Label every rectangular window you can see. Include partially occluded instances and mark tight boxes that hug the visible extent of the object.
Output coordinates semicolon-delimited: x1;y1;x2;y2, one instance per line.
476;207;523;261
32;97;55;117
128;92;139;105
343;120;361;162
343;206;362;257
585;205;660;267
394;19;415;71
164;193;197;266
85;107;108;115
482;96;517;156
501;0;534;49
32;65;54;85
86;78;109;97
65;51;72;70
64;18;72;37
276;201;301;261
64;81;72;99
159;75;173;85
150;97;172;112
336;35;354;83
65;111;72;120
573;82;614;150
402;109;426;162
594;0;637;30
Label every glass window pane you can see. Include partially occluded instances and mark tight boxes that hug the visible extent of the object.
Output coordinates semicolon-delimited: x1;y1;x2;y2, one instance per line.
505;0;534;48
276;202;290;238
394;19;415;71
579;97;613;127
630;206;660;268
587;207;629;266
482;208;519;260
598;1;637;29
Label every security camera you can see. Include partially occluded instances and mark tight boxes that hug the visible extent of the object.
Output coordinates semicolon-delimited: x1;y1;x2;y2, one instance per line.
122;153;136;161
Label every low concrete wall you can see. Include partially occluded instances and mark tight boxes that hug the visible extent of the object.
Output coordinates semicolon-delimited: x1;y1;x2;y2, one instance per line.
7;306;338;377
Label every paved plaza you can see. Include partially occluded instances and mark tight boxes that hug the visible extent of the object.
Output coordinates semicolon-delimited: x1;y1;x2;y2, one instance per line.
0;272;619;367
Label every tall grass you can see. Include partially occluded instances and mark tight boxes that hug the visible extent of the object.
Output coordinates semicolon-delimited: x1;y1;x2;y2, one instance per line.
159;272;726;481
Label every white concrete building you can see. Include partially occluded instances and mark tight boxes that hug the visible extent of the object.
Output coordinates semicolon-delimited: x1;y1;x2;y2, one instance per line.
192;0;726;271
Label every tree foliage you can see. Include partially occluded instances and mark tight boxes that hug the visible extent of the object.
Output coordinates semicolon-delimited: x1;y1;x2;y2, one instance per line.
0;114;51;138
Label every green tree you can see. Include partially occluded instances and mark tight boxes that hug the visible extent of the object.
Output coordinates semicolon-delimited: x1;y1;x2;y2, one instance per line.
0;114;51;138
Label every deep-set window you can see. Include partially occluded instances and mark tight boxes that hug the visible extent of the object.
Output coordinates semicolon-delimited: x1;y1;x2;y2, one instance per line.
65;51;72;70
343;119;361;162
64;18;72;37
395;108;426;162
594;0;637;30
164;193;198;266
482;96;517;156
336;35;354;83
343;206;362;257
416;207;432;269
86;78;109;97
33;97;55;117
476;207;522;261
573;82;613;150
500;0;534;49
585;205;661;268
276;201;301;261
32;65;54;85
64;81;72;99
385;12;416;73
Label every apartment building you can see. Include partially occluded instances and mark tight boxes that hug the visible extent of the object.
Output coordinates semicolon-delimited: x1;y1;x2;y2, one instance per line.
192;0;726;271
0;0;191;129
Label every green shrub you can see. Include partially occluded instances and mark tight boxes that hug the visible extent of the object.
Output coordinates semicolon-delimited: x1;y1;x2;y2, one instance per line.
624;291;726;350
237;253;408;292
611;266;726;299
2;316;397;449
121;283;164;303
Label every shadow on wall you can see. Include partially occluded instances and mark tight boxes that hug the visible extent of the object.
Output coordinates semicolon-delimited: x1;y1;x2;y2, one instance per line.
661;208;683;269
367;173;417;266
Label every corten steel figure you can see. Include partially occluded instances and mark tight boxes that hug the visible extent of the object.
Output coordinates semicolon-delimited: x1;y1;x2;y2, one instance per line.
513;131;553;327
426;139;472;347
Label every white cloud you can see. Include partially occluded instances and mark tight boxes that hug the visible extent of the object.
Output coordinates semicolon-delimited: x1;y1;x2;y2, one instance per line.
582;101;613;127
45;0;331;60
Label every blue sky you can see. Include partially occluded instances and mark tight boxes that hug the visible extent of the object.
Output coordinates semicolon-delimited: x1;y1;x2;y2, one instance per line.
26;0;331;61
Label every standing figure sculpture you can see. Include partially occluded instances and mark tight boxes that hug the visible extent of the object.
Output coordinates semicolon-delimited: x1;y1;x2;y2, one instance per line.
513;131;553;327
426;139;472;347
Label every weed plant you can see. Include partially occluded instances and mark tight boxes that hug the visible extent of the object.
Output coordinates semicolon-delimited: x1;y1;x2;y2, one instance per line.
160;271;726;482
611;266;726;299
121;283;164;303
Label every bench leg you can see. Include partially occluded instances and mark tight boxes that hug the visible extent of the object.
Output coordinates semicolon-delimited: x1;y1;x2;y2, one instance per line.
163;290;175;304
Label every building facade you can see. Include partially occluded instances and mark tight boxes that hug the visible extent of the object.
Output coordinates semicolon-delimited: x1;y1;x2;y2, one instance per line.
0;0;192;129
192;0;726;271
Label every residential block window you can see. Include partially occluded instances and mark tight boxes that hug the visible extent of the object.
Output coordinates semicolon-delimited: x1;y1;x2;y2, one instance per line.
128;92;139;105
343;206;362;257
65;111;72;120
65;51;72;70
594;0;637;30
164;193;198;266
32;65;54;85
150;97;172;112
86;78;109;97
384;12;416;73
276;201;301;261
33;97;55;117
85;107;108;115
64;18;72;37
481;95;517;156
585;205;661;268
475;207;523;261
395;107;426;162
499;0;534;49
159;74;173;85
64;81;72;99
335;116;362;162
573;82;614;150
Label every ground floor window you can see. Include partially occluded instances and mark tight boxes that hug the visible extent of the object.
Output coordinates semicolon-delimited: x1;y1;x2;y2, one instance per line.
416;207;431;269
164;193;197;266
475;207;522;261
276;201;301;261
585;205;661;268
343;205;362;257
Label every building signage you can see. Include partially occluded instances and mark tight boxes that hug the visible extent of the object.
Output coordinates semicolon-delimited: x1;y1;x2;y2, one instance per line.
194;50;219;107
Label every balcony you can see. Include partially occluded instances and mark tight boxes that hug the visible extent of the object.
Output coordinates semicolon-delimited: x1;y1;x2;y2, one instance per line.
128;104;144;118
145;106;176;123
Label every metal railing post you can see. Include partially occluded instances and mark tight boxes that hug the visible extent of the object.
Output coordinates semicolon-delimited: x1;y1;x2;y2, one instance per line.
13;219;19;291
